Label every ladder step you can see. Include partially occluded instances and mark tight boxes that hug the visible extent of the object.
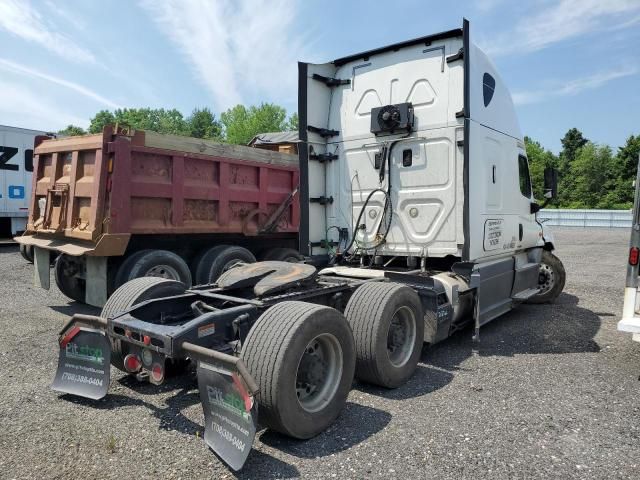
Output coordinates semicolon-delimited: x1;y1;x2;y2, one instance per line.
512;287;539;301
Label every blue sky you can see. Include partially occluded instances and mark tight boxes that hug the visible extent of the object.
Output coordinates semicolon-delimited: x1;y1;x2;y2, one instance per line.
0;0;638;152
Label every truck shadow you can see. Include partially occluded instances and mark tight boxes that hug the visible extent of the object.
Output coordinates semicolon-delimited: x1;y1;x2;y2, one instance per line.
258;402;391;458
50;302;101;317
353;364;454;400
234;450;300;479
426;292;601;372
60;383;204;437
357;292;600;400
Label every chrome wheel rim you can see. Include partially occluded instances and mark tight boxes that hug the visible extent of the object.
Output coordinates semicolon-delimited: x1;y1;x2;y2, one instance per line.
295;333;343;413
146;264;181;280
538;263;555;295
386;306;417;367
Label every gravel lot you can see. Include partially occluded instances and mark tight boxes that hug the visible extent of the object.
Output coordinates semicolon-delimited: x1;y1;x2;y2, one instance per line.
1;228;639;479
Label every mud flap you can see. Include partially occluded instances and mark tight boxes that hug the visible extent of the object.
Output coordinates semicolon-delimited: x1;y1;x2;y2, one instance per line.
52;327;111;400
197;361;258;471
33;246;50;289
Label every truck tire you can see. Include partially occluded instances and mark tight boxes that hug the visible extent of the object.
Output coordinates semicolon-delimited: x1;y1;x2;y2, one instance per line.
20;244;34;263
528;251;566;304
241;301;356;439
116;249;192;288
102;277;186;371
344;282;424;388
194;245;255;285
54;254;86;303
114;249;153;289
260;247;304;263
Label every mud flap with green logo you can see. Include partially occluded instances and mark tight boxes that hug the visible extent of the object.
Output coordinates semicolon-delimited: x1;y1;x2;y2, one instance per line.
197;361;258;471
52;327;111;400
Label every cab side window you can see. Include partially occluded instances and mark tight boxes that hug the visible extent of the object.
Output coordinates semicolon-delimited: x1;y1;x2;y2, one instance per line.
518;154;532;198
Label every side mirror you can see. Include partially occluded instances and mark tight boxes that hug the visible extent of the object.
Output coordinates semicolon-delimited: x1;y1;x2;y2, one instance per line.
544;167;558;199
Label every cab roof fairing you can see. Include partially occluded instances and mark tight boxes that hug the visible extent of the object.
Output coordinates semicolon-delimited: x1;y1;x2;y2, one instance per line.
302;21;523;146
468;43;523;142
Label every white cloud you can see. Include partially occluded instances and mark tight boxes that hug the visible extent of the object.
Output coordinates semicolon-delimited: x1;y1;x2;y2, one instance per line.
512;66;638;105
474;0;507;13
0;58;122;109
141;0;309;111
484;0;640;56
44;0;86;31
0;0;95;64
0;79;87;131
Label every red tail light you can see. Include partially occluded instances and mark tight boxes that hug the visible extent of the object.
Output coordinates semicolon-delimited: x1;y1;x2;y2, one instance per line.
150;363;164;384
630;247;639;266
124;354;142;373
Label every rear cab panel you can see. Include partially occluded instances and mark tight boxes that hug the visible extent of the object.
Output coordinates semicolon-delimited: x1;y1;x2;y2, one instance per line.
299;30;465;258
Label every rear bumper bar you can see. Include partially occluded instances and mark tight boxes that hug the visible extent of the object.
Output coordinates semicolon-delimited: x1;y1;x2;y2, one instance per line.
15;233;130;257
59;313;259;394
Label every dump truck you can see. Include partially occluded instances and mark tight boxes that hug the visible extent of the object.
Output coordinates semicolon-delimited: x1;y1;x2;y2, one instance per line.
618;154;640;342
15;125;300;306
52;20;565;470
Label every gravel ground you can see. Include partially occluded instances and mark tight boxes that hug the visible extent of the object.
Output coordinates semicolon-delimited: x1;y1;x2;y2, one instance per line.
0;228;639;479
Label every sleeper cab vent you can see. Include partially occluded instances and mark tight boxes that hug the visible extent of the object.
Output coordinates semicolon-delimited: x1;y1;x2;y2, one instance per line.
483;73;496;107
370;102;414;135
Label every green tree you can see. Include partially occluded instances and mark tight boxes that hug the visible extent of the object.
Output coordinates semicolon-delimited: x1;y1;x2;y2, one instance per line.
220;103;288;145
286;112;299;131
88;108;188;135
525;136;558;202
558;128;588;206
613;135;640;205
565;142;613;208
560;128;588;167
186;107;222;139
89;110;116;133
58;125;86;136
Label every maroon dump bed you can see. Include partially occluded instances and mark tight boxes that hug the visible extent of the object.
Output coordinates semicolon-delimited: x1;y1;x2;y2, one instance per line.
19;126;299;256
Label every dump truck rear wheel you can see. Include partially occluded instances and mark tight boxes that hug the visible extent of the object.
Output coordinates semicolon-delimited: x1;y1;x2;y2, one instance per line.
241;301;355;439
20;244;34;263
528;251;566;304
54;254;86;303
102;277;186;371
260;247;303;262
117;249;192;288
194;245;255;285
345;282;424;388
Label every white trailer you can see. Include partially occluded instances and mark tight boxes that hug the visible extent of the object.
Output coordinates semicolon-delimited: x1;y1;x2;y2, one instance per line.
0;125;51;237
52;20;567;470
618;155;640;341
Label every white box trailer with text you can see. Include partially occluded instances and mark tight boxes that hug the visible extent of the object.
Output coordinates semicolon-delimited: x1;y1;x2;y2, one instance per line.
52;20;566;471
0;125;50;239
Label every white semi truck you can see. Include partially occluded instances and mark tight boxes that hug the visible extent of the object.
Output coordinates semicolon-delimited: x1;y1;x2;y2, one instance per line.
0;125;51;242
52;20;565;470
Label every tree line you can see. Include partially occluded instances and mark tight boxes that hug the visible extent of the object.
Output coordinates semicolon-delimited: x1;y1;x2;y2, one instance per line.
527;128;640;209
59;108;640;210
58;104;298;146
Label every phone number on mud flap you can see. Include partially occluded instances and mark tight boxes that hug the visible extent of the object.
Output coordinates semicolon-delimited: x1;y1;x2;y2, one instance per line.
213;421;246;452
62;372;104;387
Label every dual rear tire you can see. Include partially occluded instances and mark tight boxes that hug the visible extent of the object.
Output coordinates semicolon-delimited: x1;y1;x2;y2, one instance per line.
241;301;356;439
344;282;424;388
242;282;424;439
